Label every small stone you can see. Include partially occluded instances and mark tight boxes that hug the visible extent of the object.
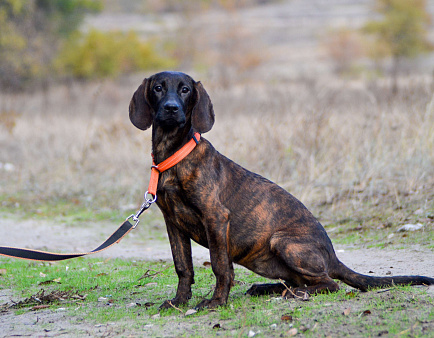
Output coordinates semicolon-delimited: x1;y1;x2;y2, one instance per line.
287;328;298;336
185;309;197;316
397;223;424;232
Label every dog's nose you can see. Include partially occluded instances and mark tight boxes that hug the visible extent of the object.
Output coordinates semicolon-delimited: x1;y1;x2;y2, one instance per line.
163;101;180;114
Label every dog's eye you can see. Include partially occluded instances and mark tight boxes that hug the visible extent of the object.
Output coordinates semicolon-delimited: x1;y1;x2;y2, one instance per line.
154;85;163;93
181;86;190;94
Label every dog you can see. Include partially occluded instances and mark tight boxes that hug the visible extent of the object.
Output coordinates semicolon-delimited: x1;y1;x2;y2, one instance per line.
129;71;434;309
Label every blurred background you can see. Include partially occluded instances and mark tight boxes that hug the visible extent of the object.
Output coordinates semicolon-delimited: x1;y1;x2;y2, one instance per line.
0;0;433;245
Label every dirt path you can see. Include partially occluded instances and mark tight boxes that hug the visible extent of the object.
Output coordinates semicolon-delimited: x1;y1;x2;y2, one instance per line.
1;215;433;277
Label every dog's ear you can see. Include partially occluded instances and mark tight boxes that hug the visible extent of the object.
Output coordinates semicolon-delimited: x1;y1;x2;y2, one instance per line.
129;78;153;130
192;81;215;133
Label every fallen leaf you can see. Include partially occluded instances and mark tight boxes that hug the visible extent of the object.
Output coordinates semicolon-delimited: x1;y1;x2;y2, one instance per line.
281;315;293;322
95;273;108;277
32;305;50;311
39;272;46;278
343;307;351;316
38;278;61;285
38;280;55;285
360;310;371;317
287;328;298;336
345;291;357;298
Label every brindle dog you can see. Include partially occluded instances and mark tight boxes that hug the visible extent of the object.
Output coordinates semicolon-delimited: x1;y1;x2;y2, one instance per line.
129;71;434;309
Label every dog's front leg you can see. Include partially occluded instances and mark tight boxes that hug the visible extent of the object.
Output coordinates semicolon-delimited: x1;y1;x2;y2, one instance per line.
160;223;194;309
195;211;233;309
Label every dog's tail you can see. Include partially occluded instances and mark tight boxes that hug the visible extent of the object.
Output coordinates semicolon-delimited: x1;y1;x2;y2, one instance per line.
329;260;434;291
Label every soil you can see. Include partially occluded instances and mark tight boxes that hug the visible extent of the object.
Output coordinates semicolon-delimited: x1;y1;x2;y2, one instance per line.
1;214;433;337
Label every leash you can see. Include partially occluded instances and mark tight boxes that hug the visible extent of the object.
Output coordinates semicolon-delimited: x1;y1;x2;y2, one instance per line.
0;133;201;262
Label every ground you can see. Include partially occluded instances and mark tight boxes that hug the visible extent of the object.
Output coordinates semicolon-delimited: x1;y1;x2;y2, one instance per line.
0;214;433;337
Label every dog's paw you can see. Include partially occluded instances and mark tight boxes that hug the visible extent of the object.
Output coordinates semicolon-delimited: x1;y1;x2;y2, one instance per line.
194;298;225;310
159;297;189;310
246;283;286;296
246;284;263;296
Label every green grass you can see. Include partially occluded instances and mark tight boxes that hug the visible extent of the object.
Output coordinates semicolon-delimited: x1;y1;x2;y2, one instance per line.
1;258;433;337
0;193;126;224
315;193;434;249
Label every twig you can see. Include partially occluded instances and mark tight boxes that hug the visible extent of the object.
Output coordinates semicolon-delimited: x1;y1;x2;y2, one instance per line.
279;279;305;300
166;301;183;313
397;323;418;336
376;288;392;293
138;265;172;281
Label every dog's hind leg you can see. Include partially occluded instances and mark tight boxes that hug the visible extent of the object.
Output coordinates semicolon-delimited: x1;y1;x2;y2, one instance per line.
272;235;340;295
247;234;340;297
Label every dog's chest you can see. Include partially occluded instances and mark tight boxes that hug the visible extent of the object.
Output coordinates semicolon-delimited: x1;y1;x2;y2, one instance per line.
156;174;208;246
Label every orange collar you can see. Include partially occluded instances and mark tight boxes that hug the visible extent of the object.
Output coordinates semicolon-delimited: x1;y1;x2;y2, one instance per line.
147;132;201;197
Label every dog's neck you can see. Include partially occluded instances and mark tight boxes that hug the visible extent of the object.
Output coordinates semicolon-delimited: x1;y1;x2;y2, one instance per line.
151;125;196;165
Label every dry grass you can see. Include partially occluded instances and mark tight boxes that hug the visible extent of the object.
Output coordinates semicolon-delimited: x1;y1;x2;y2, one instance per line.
1;75;433;217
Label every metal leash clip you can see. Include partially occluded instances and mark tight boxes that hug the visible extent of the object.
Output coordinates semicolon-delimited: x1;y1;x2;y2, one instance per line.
126;191;157;228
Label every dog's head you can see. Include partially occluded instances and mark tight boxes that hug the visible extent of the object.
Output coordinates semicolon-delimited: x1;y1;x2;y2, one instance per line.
129;71;214;134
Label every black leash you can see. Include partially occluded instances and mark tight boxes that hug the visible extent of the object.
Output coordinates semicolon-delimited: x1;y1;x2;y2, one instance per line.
1;133;198;261
0;193;156;261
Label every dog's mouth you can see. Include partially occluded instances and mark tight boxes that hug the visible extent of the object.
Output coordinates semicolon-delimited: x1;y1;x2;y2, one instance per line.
155;114;186;130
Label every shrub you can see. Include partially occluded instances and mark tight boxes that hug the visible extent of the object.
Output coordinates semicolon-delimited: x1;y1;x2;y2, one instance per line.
55;29;176;80
0;0;102;91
